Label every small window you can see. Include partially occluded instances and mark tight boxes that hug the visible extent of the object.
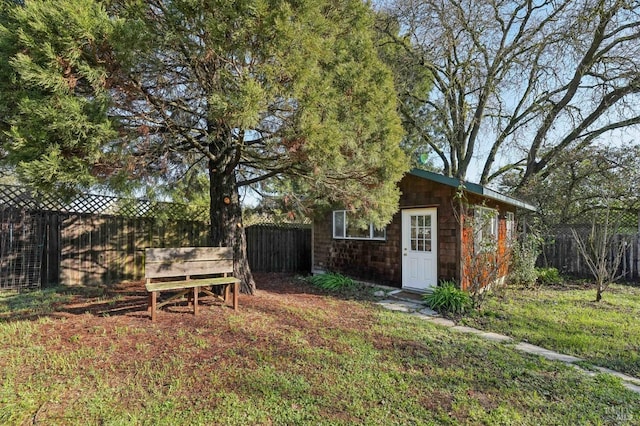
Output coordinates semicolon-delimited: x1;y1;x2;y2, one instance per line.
474;207;498;253
506;211;515;243
333;211;386;240
333;211;345;238
409;213;433;252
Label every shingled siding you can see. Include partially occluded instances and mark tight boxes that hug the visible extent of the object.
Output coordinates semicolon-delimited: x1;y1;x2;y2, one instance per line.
313;211;402;285
312;174;462;287
459;192;516;290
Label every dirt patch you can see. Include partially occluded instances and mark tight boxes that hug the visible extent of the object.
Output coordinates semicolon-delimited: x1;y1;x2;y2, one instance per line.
17;274;380;403
2;274;403;377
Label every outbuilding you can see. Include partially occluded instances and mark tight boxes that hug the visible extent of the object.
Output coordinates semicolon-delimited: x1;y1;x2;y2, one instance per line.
312;169;536;292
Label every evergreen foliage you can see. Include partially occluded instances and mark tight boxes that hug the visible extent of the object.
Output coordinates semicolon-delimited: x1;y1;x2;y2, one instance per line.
0;0;406;220
0;0;117;196
0;0;407;292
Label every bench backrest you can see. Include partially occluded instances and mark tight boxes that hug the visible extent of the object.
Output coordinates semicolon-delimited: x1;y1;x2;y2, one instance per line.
145;247;234;279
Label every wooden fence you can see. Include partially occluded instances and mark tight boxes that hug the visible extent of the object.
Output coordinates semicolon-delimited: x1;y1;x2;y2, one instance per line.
245;224;312;273
42;217;310;286
540;233;640;281
1;210;311;289
41;212;210;286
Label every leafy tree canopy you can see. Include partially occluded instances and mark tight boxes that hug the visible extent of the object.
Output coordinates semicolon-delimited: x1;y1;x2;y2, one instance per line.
0;0;407;290
374;10;434;170
504;144;640;229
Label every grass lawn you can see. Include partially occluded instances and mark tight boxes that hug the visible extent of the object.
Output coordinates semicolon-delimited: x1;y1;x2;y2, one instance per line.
461;282;640;378
0;274;638;425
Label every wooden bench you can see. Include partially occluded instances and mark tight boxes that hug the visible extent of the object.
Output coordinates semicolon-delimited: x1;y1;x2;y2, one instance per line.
145;247;240;321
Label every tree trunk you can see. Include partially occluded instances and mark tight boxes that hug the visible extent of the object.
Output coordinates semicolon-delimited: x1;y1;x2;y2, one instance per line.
208;159;256;295
595;283;603;302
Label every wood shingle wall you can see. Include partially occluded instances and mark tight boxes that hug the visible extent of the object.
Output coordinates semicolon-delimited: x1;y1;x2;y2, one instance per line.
313;175;462;286
312;174;518;288
313;211;401;285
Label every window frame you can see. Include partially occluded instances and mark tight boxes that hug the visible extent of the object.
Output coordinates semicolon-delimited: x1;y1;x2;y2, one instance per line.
474;206;499;253
505;211;515;244
408;212;433;252
332;210;387;241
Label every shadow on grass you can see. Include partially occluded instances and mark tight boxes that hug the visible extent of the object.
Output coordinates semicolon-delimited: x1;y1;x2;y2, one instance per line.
0;273;388;325
0;280;151;323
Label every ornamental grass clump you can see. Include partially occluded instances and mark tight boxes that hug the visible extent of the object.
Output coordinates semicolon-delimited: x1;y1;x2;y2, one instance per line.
423;281;472;315
308;272;357;291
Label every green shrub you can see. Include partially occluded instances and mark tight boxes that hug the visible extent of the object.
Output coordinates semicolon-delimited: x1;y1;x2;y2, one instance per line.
307;272;357;291
423;281;472;315
509;234;541;287
536;267;562;285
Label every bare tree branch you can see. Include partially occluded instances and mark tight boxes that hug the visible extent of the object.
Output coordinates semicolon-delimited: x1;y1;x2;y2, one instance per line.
380;0;640;188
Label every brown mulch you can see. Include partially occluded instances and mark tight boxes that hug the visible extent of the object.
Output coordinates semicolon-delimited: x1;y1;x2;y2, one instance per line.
9;274;380;396
0;273;402;421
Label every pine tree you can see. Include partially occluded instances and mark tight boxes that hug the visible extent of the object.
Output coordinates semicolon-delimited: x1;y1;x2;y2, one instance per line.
0;0;407;292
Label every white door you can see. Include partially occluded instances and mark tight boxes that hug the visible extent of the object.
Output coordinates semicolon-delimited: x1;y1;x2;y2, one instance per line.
402;208;438;291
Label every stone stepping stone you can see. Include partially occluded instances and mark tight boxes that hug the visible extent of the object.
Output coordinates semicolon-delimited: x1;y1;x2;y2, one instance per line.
515;342;583;363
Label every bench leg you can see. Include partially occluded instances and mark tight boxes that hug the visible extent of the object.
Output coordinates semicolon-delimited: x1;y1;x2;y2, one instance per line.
224;284;230;304
193;287;199;316
232;281;238;311
150;291;157;321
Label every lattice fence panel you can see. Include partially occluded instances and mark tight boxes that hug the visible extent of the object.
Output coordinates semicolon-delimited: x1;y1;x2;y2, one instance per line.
0;184;209;222
0;186;211;289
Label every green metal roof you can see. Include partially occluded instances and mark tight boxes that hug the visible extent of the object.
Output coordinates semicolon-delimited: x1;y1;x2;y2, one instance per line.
408;169;537;211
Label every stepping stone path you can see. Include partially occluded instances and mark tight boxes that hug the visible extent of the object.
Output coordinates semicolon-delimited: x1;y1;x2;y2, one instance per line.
375;291;640;395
